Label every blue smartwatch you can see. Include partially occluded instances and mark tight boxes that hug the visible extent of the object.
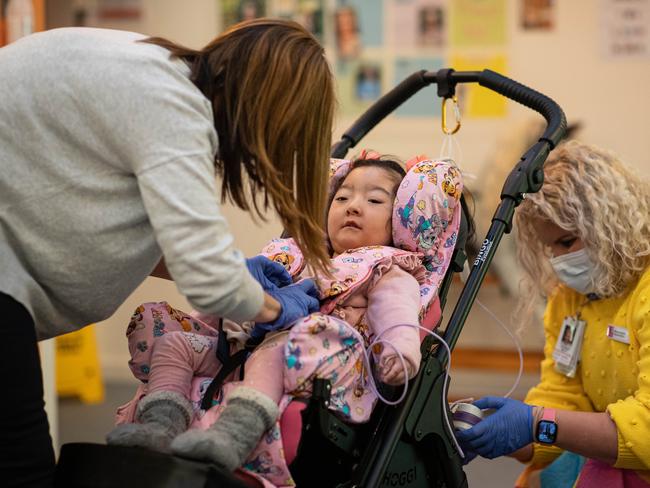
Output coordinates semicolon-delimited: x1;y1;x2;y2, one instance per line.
535;408;558;445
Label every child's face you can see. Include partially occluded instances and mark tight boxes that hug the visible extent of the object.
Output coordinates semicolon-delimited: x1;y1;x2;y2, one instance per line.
328;166;395;255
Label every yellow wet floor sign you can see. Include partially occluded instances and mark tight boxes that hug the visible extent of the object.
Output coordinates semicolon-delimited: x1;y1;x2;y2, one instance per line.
55;324;105;404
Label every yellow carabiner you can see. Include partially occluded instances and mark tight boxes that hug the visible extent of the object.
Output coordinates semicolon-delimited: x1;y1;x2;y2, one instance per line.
441;96;461;135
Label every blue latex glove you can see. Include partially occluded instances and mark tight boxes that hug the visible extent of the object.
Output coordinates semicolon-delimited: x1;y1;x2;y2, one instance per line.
455;396;534;459
245;256;292;291
251;279;320;339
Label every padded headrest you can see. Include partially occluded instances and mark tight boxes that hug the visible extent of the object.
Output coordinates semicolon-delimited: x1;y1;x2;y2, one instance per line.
328;154;463;323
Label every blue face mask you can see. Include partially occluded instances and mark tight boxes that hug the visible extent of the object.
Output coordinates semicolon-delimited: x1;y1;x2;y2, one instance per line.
549;248;595;295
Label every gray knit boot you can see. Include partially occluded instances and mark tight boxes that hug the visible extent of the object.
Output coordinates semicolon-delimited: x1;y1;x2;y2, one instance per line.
106;391;193;453
170;386;279;471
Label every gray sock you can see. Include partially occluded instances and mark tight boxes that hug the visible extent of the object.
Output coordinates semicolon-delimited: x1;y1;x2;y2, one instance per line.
170;387;279;471
106;390;193;453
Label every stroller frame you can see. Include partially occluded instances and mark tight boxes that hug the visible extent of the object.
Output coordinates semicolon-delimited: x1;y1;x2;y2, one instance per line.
289;68;566;488
54;68;566;488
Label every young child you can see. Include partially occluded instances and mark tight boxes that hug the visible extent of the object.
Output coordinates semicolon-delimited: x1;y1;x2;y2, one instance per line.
108;155;463;485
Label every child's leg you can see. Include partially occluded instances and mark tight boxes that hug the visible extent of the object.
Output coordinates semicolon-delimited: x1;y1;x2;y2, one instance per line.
171;334;287;470
239;333;286;404
107;332;219;452
147;331;221;397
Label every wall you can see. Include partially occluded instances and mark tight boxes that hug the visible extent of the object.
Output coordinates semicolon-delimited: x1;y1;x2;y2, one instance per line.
47;0;219;47
49;0;649;381
335;0;650;178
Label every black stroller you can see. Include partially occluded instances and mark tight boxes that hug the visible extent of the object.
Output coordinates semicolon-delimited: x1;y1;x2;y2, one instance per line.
55;68;566;488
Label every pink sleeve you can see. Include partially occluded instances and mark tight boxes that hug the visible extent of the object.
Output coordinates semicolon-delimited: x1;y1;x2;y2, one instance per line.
366;266;422;376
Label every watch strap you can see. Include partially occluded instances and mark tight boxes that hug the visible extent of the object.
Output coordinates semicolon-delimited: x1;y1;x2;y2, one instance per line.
541;407;557;422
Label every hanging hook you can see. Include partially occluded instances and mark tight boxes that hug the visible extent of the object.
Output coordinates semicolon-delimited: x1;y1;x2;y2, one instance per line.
442;96;461;135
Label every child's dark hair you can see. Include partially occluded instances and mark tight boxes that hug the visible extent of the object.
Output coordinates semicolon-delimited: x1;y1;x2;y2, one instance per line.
350;158;406;188
328;156;406;208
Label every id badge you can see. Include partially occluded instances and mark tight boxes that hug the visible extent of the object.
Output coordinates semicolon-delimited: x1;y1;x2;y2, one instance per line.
552;316;586;378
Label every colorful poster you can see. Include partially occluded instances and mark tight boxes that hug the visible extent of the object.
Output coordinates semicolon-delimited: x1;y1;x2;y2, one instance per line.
521;0;554;31
335;0;383;58
393;57;444;117
337;58;385;115
450;55;508;117
334;4;361;58
451;0;507;47
601;0;650;58
274;0;325;41
221;0;267;29
391;0;447;48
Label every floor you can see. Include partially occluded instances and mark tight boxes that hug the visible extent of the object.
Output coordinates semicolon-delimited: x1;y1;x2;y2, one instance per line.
57;279;540;487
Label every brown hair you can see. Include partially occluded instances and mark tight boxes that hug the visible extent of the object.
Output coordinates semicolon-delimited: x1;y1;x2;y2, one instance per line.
141;18;335;273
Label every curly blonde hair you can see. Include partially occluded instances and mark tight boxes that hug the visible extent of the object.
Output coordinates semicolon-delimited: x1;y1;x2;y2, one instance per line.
514;140;650;323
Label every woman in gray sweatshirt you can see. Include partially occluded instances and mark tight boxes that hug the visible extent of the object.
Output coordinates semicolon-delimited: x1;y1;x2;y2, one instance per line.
0;18;335;486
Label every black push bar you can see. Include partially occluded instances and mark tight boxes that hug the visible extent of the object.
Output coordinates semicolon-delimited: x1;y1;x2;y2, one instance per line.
331;68;566;159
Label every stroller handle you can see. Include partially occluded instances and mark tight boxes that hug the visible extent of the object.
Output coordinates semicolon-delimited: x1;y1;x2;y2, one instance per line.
330;70;567;488
331;68;567;158
478;69;566;148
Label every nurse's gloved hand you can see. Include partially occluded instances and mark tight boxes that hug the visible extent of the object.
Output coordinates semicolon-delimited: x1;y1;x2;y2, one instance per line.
455;397;534;459
251;280;320;338
245;256;292;291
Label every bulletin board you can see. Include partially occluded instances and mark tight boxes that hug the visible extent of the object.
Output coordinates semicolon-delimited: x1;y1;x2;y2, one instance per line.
214;0;650;177
219;0;515;120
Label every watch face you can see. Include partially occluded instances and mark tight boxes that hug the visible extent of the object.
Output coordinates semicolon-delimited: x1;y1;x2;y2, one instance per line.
536;420;558;444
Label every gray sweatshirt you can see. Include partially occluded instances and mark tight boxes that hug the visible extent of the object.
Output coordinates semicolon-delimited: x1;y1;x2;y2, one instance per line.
0;28;263;339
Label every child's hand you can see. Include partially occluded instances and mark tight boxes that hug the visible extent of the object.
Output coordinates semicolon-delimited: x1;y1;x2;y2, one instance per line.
378;355;412;385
